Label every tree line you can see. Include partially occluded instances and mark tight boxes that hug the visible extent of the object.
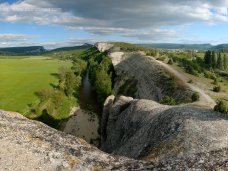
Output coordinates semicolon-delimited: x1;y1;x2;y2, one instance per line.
88;48;114;106
29;56;87;126
204;50;228;70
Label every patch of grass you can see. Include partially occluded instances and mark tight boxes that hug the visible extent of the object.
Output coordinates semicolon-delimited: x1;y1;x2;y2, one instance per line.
214;99;228;114
191;92;200;102
0;57;71;114
160;96;176;105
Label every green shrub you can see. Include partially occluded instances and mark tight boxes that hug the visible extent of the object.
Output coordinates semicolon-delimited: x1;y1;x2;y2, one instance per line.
188;79;193;83
213;85;221;92
156;56;166;61
212;78;218;85
191;92;200;102
161;96;176;105
214;100;228;114
168;58;173;65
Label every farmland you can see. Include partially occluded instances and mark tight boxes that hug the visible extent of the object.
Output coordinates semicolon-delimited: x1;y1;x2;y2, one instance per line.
0;56;71;114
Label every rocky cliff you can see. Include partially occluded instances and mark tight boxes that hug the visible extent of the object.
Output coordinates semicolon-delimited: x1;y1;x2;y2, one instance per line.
0;110;152;170
2;100;228;170
96;43;194;104
2;42;228;170
101;95;228;170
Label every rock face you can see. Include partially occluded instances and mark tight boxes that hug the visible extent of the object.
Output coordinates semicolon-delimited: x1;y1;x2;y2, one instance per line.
0;110;153;170
101;96;228;163
114;52;193;103
95;42;193;104
2;102;228;170
95;42;114;52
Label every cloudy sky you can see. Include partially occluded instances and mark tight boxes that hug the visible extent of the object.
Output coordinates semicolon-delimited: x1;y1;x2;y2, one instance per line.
0;0;228;48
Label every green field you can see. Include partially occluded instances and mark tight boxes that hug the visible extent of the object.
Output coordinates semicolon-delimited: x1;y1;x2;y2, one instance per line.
0;57;71;114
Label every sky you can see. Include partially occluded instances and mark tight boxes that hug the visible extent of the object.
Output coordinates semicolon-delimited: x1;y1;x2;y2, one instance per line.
0;0;228;49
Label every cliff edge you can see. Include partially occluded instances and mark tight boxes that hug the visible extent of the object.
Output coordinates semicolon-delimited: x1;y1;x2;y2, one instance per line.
0;110;152;171
101;95;228;170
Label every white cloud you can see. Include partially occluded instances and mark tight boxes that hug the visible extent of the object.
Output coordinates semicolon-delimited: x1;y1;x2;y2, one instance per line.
0;34;31;41
0;0;227;43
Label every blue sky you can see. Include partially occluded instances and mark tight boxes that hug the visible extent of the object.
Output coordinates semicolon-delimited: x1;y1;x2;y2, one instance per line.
0;0;227;48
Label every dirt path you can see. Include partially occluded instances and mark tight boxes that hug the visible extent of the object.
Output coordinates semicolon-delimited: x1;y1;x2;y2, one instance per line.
155;59;216;108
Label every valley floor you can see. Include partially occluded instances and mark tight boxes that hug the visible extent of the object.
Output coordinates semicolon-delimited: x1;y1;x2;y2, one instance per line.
0;57;71;114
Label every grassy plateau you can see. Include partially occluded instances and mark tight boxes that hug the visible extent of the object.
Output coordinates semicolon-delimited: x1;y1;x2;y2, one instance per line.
0;56;71;114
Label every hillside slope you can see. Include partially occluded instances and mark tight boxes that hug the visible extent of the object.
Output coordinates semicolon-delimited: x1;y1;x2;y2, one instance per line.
110;51;194;104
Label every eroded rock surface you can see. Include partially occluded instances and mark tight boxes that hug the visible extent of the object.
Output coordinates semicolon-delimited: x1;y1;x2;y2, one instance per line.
95;42;114;52
101;95;228;169
1;102;228;170
114;52;193;103
0;110;152;171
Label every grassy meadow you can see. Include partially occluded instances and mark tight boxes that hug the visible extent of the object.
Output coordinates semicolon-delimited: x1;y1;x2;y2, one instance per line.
0;56;71;114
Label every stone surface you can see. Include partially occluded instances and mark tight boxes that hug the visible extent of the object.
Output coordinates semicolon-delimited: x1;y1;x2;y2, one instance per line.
95;42;114;52
113;51;193;103
102;95;228;165
0;110;153;171
1;101;228;170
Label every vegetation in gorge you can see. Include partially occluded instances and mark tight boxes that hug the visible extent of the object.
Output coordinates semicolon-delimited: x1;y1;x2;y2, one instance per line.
88;48;114;106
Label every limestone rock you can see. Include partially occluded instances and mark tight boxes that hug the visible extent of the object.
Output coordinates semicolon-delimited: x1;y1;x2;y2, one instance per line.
0;110;152;171
101;95;228;167
109;50;193;104
95;42;114;52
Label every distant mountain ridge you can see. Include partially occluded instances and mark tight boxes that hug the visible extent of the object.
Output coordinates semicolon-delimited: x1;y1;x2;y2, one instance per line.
1;43;227;56
0;46;46;55
137;43;228;51
48;43;92;53
0;43;93;56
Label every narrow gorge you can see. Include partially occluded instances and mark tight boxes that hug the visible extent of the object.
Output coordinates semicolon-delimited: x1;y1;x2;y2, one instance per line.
1;43;228;170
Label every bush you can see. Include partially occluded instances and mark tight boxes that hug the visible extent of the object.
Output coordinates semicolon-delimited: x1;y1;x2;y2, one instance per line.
168;58;173;65
214;100;228;114
213;85;221;92
188;79;193;83
191;92;200;102
156;56;166;61
161;96;176;105
212;78;218;85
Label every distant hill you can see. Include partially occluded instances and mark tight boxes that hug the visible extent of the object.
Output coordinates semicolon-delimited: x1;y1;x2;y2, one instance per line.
0;44;93;56
211;44;228;52
137;43;213;50
48;43;93;53
0;46;46;56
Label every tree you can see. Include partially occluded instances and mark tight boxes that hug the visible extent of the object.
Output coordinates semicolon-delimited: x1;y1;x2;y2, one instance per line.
217;52;224;70
211;51;217;68
204;50;212;67
65;71;81;97
223;54;228;70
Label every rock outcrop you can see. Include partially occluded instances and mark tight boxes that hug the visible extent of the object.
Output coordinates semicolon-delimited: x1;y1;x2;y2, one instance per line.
101;96;228;164
0;110;152;170
95;42;194;104
2;102;228;170
114;52;193;103
95;42;114;52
